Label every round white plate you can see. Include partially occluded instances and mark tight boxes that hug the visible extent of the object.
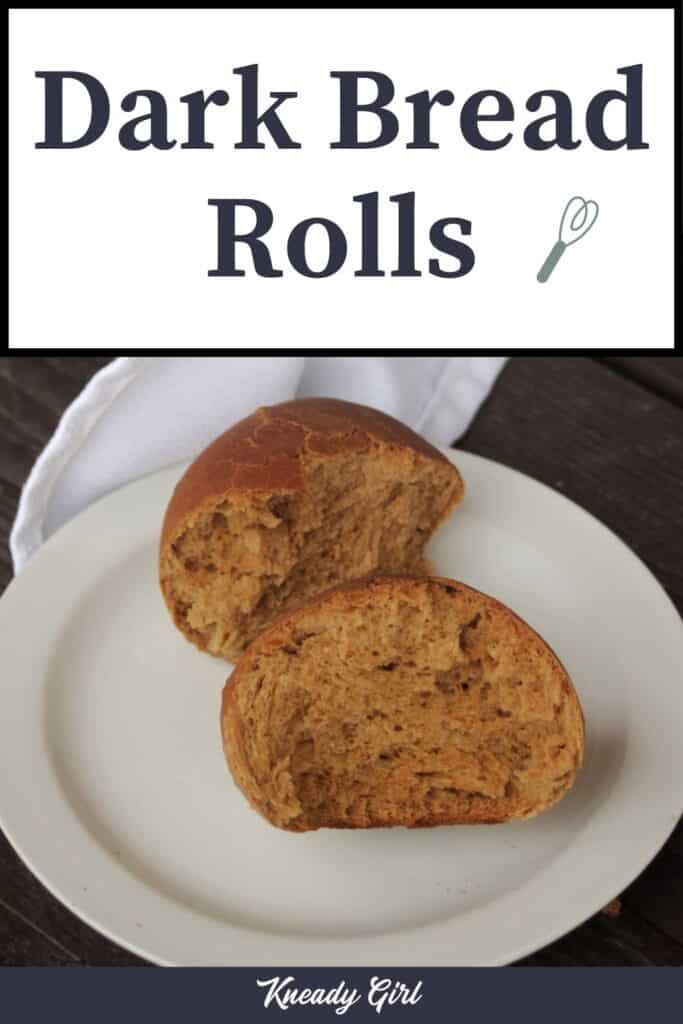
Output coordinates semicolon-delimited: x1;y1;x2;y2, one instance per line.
1;450;682;967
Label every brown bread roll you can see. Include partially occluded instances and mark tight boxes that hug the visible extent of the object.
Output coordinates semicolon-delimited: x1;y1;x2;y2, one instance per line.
160;399;463;661
221;576;584;831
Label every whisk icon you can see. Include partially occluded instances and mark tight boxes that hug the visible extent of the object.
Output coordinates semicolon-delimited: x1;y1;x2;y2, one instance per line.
537;196;599;283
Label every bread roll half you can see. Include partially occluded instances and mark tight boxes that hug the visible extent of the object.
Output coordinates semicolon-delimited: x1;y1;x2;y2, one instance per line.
221;576;584;831
160;399;463;661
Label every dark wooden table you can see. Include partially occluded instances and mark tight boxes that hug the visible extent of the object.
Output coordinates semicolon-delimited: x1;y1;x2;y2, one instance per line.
1;356;682;966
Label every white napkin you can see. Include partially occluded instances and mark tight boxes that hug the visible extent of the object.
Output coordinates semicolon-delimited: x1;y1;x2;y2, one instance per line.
10;356;507;572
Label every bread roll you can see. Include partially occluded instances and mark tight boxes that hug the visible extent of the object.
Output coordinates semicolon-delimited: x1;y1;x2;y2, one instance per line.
160;399;463;661
221;576;584;831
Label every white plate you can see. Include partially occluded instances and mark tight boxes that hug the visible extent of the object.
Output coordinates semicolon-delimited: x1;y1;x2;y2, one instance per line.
1;450;682;967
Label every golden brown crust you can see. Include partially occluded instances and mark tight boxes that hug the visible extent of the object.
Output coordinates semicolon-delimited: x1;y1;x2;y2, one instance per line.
221;575;585;831
160;399;464;660
161;398;459;550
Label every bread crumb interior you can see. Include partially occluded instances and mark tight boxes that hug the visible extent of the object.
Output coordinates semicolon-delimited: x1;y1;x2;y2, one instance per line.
228;582;582;829
162;447;458;659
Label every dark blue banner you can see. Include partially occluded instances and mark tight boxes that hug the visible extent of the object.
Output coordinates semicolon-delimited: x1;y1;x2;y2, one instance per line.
3;968;682;1022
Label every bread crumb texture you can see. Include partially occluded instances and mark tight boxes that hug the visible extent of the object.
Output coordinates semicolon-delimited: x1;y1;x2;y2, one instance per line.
160;399;463;661
221;577;585;831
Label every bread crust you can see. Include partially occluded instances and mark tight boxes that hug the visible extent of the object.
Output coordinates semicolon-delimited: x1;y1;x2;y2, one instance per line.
159;399;464;658
221;575;585;831
160;398;462;551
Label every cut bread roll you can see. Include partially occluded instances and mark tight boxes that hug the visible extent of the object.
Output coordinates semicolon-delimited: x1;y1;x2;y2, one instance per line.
221;576;584;831
160;399;463;661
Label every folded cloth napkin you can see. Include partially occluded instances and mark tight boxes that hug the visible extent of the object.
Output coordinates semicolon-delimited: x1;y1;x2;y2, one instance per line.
10;356;507;573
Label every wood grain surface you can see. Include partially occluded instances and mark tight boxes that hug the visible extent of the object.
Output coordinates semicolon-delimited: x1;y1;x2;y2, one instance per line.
0;355;681;967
